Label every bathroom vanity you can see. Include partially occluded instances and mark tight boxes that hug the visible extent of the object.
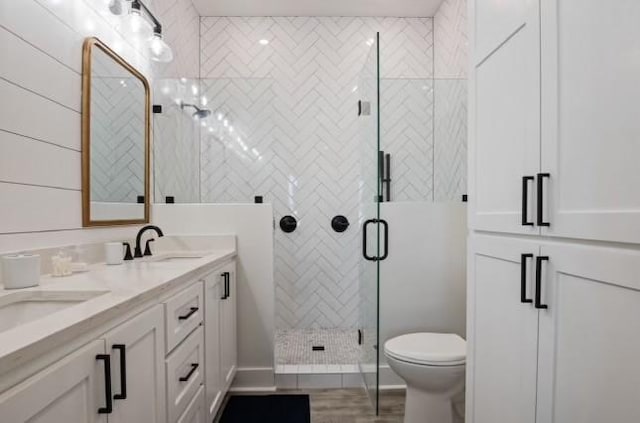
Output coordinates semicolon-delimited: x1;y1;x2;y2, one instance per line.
0;243;237;423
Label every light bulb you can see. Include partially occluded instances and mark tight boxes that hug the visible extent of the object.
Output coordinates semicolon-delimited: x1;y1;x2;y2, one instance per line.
118;5;152;38
149;32;174;63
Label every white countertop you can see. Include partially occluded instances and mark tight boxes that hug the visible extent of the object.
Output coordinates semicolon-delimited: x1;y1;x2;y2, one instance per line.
0;248;236;374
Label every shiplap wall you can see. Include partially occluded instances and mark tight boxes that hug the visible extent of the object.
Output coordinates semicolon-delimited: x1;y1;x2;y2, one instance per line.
0;0;198;253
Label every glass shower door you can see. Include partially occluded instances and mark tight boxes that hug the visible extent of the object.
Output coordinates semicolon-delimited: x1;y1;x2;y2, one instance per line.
357;32;381;414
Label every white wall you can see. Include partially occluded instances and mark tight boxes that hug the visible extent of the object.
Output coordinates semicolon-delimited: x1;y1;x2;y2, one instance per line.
379;202;467;351
0;0;198;254
153;204;276;388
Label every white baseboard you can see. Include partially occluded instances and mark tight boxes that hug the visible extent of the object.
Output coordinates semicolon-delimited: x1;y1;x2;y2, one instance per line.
230;367;276;391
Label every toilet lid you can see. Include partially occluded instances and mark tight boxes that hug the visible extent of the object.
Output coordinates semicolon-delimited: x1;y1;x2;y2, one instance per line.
384;333;466;366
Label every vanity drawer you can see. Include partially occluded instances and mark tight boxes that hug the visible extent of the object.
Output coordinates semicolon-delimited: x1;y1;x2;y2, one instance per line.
167;326;204;423
165;281;203;353
177;385;205;423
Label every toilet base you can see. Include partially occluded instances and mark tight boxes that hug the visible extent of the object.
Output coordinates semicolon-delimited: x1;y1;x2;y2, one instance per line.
404;386;453;423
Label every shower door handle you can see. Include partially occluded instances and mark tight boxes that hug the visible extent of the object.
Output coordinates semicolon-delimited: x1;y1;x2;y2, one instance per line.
379;219;389;261
362;219;377;261
362;219;389;261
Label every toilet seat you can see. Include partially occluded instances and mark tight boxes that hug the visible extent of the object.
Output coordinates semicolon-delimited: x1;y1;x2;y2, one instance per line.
384;332;466;367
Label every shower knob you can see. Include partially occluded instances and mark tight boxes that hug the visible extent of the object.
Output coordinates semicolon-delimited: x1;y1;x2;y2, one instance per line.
279;215;297;233
331;215;350;233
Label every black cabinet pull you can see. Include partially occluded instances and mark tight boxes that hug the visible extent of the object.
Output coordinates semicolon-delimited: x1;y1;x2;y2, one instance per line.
178;307;198;320
225;272;231;299
537;173;551;227
221;273;229;300
522;176;534;226
362;219;377;261
96;354;113;414
112;344;127;400
179;363;199;382
535;256;549;309
520;254;533;303
379;219;389;261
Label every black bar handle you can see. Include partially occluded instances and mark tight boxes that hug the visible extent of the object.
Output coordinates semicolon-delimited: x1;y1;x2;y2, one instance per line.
178;307;199;320
520;254;533;303
384;153;391;202
379;219;389;261
522;176;534;226
362;219;377;261
96;354;113;414
179;363;199;382
537;173;551;227
535;256;549;309
225;272;230;299
220;273;227;300
112;345;127;400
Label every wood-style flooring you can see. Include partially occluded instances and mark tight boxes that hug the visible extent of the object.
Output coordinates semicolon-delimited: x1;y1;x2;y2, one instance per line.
217;389;405;423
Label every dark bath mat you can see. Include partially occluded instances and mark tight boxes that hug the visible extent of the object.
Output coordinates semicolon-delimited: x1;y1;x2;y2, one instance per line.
218;395;311;423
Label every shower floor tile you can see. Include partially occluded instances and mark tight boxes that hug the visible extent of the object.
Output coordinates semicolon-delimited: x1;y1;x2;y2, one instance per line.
275;329;361;366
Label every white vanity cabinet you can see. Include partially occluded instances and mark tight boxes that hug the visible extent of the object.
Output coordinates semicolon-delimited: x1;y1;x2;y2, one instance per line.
203;261;237;422
0;340;107;423
0;305;166;423
0;257;238;423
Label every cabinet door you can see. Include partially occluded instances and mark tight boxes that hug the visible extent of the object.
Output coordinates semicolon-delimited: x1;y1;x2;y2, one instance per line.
203;271;223;422
220;262;237;389
105;305;166;423
467;235;539;423
540;0;640;243
469;0;540;234
536;243;640;422
0;340;107;423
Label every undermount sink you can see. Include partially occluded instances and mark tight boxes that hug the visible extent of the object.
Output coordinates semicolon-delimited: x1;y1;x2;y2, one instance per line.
0;290;109;333
145;252;210;263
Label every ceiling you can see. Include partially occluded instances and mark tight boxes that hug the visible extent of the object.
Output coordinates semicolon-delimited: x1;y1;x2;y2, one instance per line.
191;0;445;17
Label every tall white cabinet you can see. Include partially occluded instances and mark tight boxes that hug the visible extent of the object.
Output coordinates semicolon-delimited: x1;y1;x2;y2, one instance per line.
468;0;640;422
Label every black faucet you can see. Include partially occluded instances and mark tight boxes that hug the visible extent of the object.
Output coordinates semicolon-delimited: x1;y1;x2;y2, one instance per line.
134;225;164;258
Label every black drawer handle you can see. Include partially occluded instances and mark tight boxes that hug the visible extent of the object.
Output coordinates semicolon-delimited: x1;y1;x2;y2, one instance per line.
178;307;198;320
535;256;549;309
522;176;534;226
179;363;199;382
221;272;229;300
537;173;551;227
225;272;230;299
520;254;533;303
96;354;113;414
112;344;127;400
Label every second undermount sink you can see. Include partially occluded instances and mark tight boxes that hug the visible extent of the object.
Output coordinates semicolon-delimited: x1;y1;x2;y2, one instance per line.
0;290;109;333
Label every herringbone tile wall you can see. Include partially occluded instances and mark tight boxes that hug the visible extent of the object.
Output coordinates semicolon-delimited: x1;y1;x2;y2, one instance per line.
199;17;435;329
434;0;468;201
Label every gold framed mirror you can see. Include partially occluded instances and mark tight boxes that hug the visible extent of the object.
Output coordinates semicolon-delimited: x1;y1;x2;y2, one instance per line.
81;37;151;227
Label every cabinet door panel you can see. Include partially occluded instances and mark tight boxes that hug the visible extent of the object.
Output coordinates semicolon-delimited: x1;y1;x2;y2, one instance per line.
467;236;538;423
469;1;540;235
220;262;237;389
537;243;640;423
0;340;106;423
204;271;223;422
105;304;166;423
541;0;640;243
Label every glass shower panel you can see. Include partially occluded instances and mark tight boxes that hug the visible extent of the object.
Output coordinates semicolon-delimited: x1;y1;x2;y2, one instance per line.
357;33;380;413
434;79;468;202
153;78;201;203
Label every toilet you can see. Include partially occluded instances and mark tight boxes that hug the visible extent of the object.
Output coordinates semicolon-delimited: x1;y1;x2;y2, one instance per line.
384;332;466;423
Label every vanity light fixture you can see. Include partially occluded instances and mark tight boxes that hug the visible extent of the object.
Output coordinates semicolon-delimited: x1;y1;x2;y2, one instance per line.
109;0;174;63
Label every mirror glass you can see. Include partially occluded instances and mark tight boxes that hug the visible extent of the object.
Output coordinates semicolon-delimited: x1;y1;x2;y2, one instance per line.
82;38;150;226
